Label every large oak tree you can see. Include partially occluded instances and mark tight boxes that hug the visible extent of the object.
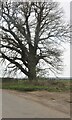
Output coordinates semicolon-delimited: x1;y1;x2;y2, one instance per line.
0;1;70;80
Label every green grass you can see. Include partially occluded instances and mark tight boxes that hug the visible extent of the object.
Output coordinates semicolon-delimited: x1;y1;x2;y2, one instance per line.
2;79;71;92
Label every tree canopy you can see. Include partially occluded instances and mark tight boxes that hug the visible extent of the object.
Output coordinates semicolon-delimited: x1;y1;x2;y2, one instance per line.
0;1;70;80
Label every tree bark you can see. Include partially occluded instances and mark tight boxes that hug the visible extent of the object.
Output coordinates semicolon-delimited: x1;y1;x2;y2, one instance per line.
28;44;36;81
28;65;36;80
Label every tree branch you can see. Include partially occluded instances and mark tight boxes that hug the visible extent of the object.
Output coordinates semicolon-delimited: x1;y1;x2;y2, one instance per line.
1;52;29;76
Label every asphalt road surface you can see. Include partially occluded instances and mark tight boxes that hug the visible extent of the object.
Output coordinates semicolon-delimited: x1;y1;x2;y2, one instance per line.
2;90;70;118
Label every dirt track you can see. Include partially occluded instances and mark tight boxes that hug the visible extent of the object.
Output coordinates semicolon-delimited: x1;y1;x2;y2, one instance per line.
2;90;70;118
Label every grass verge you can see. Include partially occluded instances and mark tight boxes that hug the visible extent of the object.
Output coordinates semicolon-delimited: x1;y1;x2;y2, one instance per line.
2;79;71;92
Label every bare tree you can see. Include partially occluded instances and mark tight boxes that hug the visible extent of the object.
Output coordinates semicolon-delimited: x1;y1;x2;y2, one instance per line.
0;1;70;80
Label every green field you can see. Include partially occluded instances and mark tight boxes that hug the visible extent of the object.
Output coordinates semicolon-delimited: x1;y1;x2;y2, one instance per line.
1;78;72;92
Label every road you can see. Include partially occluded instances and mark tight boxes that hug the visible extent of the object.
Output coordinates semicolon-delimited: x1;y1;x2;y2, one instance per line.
2;90;70;118
0;89;2;119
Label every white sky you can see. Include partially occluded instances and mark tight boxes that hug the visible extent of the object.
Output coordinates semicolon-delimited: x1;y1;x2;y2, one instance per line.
0;0;71;78
55;0;71;78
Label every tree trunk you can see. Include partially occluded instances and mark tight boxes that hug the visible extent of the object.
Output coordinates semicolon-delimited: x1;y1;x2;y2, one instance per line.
28;65;36;81
28;57;36;80
28;44;36;81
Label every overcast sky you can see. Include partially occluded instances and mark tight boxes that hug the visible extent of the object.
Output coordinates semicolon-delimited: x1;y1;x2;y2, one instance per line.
0;0;71;78
55;0;71;78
